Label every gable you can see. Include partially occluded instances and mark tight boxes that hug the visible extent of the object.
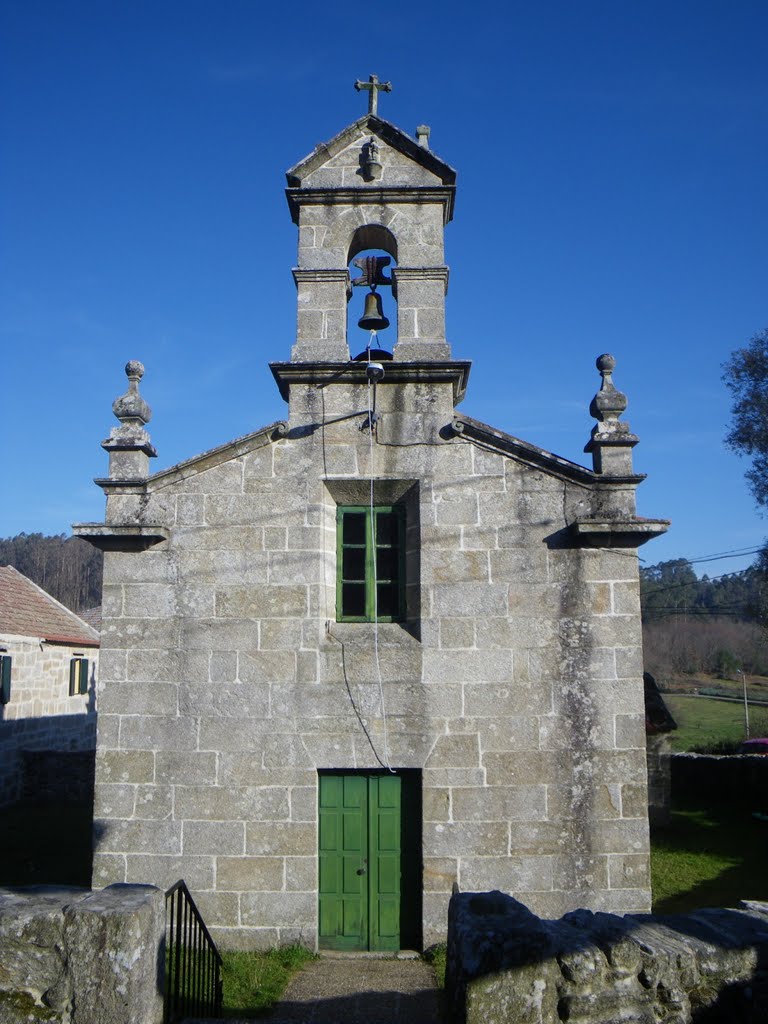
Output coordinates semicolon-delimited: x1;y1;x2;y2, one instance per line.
286;115;456;191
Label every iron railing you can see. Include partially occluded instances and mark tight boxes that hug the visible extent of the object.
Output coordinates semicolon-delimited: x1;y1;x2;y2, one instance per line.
165;880;223;1022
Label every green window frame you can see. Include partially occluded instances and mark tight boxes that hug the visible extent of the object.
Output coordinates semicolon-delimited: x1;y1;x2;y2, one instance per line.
0;654;11;704
336;505;405;622
69;656;89;696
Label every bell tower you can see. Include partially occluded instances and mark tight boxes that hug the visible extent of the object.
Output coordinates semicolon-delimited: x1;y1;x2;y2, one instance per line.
284;75;457;363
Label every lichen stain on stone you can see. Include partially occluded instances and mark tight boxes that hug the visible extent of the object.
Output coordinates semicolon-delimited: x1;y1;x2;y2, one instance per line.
555;554;600;889
0;989;60;1022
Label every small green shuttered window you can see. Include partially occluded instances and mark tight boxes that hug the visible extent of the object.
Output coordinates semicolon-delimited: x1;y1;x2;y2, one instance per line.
0;654;11;704
337;505;405;622
69;657;89;696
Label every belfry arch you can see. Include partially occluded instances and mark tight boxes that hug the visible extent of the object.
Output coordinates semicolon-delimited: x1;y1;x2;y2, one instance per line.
348;224;398;264
348;225;398;349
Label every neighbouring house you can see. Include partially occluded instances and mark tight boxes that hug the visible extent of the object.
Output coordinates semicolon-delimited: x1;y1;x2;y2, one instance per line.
75;83;668;951
0;565;99;808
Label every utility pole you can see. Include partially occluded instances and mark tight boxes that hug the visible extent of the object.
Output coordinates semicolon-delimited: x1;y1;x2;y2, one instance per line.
741;669;750;740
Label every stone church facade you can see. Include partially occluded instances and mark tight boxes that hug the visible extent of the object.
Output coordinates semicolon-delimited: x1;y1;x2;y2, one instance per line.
76;91;667;950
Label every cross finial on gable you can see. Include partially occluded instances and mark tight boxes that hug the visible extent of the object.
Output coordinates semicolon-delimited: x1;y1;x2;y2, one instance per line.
354;73;392;115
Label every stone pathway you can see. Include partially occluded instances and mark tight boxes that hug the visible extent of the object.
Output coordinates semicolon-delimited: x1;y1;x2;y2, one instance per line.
189;952;441;1024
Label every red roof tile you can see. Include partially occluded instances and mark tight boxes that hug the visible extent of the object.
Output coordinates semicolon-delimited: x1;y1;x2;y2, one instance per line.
0;566;100;646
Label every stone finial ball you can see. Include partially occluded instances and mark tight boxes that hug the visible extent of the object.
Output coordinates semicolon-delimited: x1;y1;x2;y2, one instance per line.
596;353;616;373
125;360;145;379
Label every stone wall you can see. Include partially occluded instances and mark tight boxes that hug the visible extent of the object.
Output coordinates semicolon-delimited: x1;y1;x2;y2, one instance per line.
446;890;768;1024
0;884;164;1024
0;635;98;807
91;396;652;948
673;752;768;807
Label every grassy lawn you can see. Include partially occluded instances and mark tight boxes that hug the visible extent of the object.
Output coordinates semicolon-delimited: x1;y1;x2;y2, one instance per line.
220;945;317;1018
651;694;768;913
651;804;768;915
663;694;768;752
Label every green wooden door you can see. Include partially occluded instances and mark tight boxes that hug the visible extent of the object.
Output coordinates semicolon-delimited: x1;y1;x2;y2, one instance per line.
318;774;403;951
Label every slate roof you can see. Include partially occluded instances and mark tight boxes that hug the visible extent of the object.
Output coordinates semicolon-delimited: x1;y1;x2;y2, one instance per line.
0;566;100;646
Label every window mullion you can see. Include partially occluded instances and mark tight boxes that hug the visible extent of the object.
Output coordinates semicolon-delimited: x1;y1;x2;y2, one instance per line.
336;506;344;620
365;507;376;622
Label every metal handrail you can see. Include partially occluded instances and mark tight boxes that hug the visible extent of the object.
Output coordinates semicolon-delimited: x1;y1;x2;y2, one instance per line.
165;880;223;1022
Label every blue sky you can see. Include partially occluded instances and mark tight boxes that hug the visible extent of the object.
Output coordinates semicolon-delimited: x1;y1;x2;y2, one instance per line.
2;1;767;575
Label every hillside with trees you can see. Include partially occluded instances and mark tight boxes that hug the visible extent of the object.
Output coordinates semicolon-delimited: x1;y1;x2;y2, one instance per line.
641;329;768;689
0;533;102;613
641;557;768;684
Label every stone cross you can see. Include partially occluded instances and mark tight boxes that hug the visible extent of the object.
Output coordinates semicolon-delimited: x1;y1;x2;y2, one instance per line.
354;74;392;115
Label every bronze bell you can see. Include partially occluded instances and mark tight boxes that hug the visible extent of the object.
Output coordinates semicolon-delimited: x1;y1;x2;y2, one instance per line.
358;289;390;332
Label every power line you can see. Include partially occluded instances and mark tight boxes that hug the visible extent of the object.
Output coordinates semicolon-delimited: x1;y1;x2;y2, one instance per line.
640;568;754;596
640;544;763;566
687;547;763;566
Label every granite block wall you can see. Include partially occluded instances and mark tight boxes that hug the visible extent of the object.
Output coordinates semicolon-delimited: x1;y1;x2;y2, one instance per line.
446;890;768;1024
92;383;650;949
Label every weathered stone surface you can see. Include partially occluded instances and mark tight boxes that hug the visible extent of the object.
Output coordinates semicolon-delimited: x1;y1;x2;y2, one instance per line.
97;749;155;785
240;892;314;928
0;888;74;1013
0;885;164;1024
63;885;164;1024
96;818;182;855
447;892;768;1024
217;857;284;891
125;853;215;892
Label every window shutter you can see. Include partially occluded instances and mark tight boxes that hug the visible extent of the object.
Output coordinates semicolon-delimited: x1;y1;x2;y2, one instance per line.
70;657;89;696
0;655;11;704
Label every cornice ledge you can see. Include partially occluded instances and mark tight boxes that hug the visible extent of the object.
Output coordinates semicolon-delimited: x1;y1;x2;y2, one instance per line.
94;477;148;492
72;523;170;552
286;185;456;224
292;268;351;283
271;361;471;404
570;517;671;548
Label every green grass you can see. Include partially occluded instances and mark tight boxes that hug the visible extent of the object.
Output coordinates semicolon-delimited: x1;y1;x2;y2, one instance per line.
651;805;768;914
422;943;447;987
663;694;768;753
220;945;316;1018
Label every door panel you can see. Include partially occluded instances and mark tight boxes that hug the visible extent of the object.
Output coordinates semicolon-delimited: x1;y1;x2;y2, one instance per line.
369;775;401;950
318;775;368;949
318;773;406;951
